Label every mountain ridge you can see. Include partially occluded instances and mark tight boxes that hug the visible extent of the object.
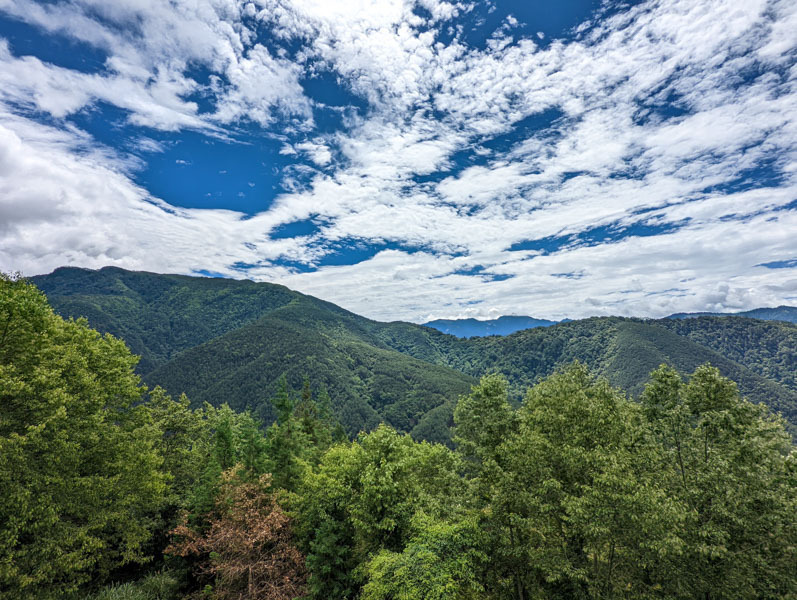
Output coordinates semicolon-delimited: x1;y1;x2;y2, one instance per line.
666;305;797;323
31;267;797;441
424;305;797;338
423;315;557;337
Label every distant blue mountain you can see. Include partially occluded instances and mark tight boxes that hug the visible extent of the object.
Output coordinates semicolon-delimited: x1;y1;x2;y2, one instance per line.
425;305;797;339
667;305;797;324
423;315;557;338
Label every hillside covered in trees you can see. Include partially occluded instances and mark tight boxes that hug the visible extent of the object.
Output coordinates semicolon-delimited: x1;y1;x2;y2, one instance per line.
2;273;795;600
667;305;797;323
32;267;797;440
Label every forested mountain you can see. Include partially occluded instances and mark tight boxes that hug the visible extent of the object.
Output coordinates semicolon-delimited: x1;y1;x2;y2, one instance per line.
32;267;797;439
425;304;797;338
398;317;797;430
32;267;475;440
4;273;795;599
657;316;797;391
423;315;557;337
668;305;797;323
30;266;301;373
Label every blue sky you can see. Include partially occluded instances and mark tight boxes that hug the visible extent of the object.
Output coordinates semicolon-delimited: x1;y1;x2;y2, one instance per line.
0;0;795;322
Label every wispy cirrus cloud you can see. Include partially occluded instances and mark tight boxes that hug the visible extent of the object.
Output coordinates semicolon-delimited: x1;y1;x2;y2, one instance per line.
0;0;795;321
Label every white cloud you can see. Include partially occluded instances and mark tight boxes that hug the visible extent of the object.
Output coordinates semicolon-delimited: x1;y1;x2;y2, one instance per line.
295;141;333;166
0;111;319;275
0;0;310;130
0;0;795;322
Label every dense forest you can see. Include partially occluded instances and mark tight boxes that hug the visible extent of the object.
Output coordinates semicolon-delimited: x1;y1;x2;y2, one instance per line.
2;273;796;599
32;267;797;441
668;306;797;323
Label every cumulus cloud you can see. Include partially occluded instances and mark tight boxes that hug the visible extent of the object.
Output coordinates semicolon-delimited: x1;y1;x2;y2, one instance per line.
0;0;795;321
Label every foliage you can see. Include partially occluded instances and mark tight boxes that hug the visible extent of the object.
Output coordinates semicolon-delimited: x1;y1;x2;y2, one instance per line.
33;268;797;438
658;316;797;392
507;364;682;598
0;274;167;599
641;364;797;598
360;514;489;600
453;372;516;466
294;425;465;599
31;266;298;374
179;404;272;518
8;268;797;599
168;468;307;600
83;571;181;600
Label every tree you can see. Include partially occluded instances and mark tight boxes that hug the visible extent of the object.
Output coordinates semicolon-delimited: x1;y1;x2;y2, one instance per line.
293;443;360;600
453;373;516;469
265;376;346;491
183;404;271;518
264;376;309;491
453;374;524;599
361;514;489;600
642;364;797;598
0;275;166;599
168;468;307;600
295;425;464;599
146;388;209;509
457;364;684;600
504;364;682;599
317;384;347;443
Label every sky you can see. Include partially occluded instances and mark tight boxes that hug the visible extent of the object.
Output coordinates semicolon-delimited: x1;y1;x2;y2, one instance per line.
0;0;795;323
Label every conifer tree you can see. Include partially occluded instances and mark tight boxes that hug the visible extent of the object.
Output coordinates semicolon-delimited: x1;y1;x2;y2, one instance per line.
168;468;307;600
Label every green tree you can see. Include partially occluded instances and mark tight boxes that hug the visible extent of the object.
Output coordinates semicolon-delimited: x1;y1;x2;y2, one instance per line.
317;384;347;443
265;376;309;492
293;442;360;600
453;373;516;468
265;376;344;491
0;275;166;599
452;372;518;549
361;513;489;600
508;364;682;599
457;365;684;600
184;404;270;517
295;425;464;599
642;364;797;598
146;388;208;509
453;374;523;598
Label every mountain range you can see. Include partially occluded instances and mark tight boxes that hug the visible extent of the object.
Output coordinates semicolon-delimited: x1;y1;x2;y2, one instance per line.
423;315;558;337
667;305;797;322
32;267;797;442
425;306;797;337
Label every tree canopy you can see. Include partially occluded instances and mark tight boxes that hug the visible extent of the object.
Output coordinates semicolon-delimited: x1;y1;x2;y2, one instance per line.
0;274;166;599
3;274;795;599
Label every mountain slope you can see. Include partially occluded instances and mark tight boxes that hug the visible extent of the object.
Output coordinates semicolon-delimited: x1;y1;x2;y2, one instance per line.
33;267;476;441
31;266;299;373
380;317;797;427
667;305;797;323
147;297;477;437
31;267;797;439
655;316;796;392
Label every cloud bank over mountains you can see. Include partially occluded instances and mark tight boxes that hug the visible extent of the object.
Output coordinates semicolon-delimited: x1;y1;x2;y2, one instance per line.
0;0;795;321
